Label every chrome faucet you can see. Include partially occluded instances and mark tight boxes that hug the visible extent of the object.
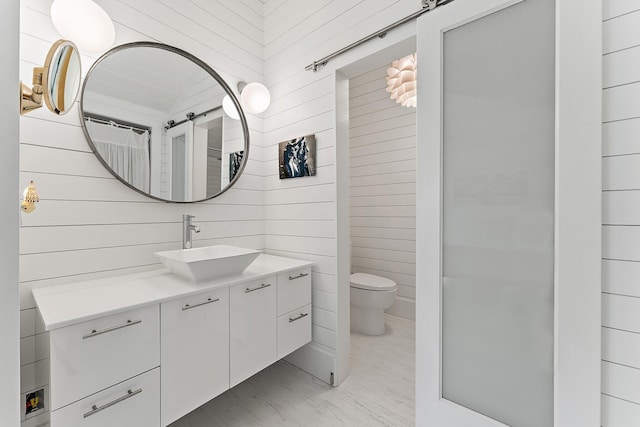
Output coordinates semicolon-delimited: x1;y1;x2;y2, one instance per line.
182;214;200;249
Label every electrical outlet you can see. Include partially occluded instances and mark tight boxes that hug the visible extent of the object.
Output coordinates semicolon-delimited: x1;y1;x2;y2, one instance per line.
23;387;46;421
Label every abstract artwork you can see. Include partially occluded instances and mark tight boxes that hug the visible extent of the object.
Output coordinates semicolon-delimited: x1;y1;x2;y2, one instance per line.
229;150;244;181
278;134;316;179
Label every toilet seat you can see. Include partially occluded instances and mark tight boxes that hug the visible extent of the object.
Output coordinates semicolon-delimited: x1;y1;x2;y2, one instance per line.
350;273;397;291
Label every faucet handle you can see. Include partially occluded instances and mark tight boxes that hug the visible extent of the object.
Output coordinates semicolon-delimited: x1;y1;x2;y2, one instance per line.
183;214;195;220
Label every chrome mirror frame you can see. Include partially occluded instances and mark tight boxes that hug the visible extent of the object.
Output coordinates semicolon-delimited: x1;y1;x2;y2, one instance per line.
79;41;250;203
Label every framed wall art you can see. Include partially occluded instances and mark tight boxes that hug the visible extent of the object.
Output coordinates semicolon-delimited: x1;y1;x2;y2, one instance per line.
278;134;316;179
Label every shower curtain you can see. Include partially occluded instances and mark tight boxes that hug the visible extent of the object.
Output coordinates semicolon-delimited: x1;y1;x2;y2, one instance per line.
86;120;150;192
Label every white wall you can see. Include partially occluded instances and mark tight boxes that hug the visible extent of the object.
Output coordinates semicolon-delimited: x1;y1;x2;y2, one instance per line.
262;0;423;385
1;2;20;426
349;65;416;320
18;1;265;425
602;1;640;424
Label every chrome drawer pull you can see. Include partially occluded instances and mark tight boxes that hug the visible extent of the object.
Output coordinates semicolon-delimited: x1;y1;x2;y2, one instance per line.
245;283;271;293
289;312;309;323
83;388;142;418
289;272;309;281
182;297;220;311
82;319;142;339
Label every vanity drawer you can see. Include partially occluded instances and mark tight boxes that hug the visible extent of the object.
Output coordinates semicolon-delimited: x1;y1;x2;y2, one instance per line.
50;367;160;427
50;304;160;410
277;304;312;359
277;267;311;315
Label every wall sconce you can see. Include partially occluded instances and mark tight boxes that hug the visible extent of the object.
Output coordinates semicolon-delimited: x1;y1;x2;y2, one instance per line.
20;39;81;116
222;81;271;119
238;82;271;114
51;0;115;53
386;53;417;108
20;181;40;213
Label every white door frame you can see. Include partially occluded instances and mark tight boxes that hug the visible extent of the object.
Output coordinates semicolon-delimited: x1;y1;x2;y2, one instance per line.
415;0;601;425
0;1;20;425
165;121;194;201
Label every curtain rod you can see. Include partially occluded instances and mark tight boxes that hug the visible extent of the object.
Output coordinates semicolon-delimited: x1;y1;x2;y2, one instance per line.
85;113;151;134
305;0;454;72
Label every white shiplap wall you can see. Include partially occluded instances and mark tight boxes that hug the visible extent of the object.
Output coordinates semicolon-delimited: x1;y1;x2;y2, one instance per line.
349;65;416;320
602;1;640;425
262;0;422;385
18;1;265;425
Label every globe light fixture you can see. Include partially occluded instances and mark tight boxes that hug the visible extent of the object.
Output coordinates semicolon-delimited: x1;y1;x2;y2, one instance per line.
222;95;240;120
51;0;115;54
239;82;271;114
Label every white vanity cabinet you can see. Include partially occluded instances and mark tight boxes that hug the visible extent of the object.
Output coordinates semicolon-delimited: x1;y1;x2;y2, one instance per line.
229;276;277;387
33;254;313;427
161;287;229;426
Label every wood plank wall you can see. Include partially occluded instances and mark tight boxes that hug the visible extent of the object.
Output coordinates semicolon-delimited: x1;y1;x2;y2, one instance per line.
262;0;420;383
349;65;416;320
602;1;640;424
18;1;265;425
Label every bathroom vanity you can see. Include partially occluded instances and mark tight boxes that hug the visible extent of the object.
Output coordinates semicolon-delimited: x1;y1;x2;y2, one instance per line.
32;253;312;427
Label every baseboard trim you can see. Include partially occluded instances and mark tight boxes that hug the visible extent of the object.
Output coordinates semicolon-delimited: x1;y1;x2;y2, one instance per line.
386;296;415;320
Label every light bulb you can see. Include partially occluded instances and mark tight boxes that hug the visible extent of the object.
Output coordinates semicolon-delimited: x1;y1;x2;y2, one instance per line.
51;0;115;53
240;82;271;114
222;95;240;120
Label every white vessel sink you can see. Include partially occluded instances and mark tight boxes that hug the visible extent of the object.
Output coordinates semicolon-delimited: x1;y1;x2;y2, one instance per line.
155;245;261;282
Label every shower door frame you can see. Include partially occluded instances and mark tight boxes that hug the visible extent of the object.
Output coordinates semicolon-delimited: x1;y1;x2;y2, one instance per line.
415;0;602;425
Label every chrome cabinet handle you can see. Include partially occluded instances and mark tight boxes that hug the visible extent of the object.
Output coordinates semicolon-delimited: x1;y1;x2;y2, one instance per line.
245;283;271;293
83;388;142;418
182;297;220;311
289;272;309;281
82;319;142;339
289;312;309;323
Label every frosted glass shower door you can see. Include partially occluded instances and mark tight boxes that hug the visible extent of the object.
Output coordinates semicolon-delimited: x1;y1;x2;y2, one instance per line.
166;122;194;202
441;0;554;425
416;0;559;426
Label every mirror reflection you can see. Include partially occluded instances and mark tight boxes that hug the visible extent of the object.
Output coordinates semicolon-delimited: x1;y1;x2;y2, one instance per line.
80;42;248;202
46;42;82;114
20;39;82;116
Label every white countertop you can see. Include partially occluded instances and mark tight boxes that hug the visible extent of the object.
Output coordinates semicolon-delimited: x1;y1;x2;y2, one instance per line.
32;254;313;331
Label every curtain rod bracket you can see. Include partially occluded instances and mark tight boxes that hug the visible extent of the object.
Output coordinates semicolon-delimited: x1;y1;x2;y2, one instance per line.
423;0;437;10
308;60;328;72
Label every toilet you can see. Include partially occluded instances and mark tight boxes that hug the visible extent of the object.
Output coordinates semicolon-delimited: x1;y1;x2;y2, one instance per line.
350;272;397;335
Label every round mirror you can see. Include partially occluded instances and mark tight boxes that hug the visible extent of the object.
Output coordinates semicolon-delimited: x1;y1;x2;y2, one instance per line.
44;40;82;114
79;42;249;203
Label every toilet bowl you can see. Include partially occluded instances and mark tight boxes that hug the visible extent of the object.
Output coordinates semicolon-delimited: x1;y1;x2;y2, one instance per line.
350;272;397;335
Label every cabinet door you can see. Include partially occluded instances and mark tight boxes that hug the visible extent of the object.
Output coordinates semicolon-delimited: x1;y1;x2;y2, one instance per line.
229;276;277;387
161;287;229;426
